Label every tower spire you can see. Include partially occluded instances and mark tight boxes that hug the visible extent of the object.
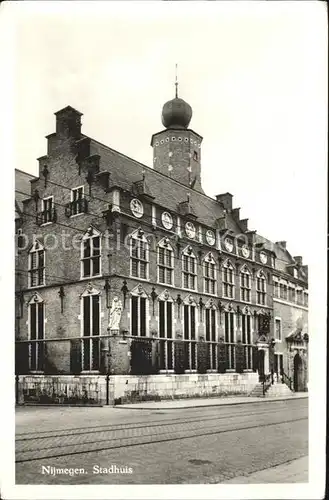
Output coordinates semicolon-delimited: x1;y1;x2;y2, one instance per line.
175;63;178;98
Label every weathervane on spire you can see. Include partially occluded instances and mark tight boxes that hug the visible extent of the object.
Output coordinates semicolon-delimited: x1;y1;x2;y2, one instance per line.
175;63;178;98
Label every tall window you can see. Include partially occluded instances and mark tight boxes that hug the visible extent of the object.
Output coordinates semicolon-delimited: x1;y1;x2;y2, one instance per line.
131;286;148;336
81;227;101;278
184;302;197;370
28;294;44;371
82;291;100;371
224;311;235;370
222;260;235;298
304;292;309;307
41;196;54;224
274;318;282;341
130;230;149;279
182;247;197;290
158;297;173;370
205;304;217;370
280;283;287;300
203;253;216;295
273;280;279;298
288;286;296;303
240;266;251;302
29;241;45;287
296;289;303;305
256;270;266;305
241;311;252;369
71;186;86;216
158;239;174;285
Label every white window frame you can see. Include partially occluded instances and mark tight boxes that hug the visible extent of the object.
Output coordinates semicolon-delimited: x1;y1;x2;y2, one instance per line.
256;269;267;306
222;259;235;299
240;265;251;303
80;227;102;279
182;246;197;291
203;253;217;296
129;229;149;281
41;196;54;225
130;285;149;337
27;292;45;372
80;285;102;372
157;238;174;286
71;185;85;217
28;240;46;288
274;317;282;342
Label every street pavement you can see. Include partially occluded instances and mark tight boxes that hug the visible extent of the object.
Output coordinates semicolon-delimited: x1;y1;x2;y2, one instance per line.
15;398;308;484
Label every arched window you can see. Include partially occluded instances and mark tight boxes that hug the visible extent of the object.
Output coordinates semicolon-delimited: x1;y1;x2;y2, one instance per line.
157;238;174;285
240;265;251;302
203;253;216;295
130;229;149;280
81;226;101;278
28;292;45;371
222;259;234;299
80;284;101;371
256;270;266;306
28;240;45;287
182;246;197;291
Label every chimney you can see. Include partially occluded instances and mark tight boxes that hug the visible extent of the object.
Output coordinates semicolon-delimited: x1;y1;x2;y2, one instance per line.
294;256;303;266
276;241;287;250
55;106;82;139
216;193;233;212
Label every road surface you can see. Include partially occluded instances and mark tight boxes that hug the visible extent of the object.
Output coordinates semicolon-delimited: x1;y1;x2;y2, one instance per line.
15;398;308;484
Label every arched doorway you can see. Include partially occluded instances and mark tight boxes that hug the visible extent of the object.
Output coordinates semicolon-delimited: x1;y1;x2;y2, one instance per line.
293;353;304;392
258;349;265;382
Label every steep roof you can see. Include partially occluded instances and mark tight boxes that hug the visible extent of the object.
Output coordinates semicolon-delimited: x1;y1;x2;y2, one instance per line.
89;137;242;233
15;169;36;219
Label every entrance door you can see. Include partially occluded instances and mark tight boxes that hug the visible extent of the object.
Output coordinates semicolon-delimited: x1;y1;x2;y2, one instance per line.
258;349;265;382
274;354;283;381
293;353;304;391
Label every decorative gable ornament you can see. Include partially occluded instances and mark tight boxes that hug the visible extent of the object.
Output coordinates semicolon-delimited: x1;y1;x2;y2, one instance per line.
130;284;148;298
80;283;101;298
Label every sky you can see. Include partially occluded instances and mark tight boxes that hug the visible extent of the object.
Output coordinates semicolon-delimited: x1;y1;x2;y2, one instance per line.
7;1;328;264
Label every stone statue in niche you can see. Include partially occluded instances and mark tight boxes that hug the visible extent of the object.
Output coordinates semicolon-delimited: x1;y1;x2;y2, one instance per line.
108;297;123;330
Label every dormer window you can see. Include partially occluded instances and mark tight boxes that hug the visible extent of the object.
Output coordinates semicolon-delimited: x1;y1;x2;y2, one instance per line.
193;151;198;161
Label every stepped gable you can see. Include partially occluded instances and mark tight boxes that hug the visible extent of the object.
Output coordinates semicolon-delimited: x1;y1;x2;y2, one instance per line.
88;136;242;233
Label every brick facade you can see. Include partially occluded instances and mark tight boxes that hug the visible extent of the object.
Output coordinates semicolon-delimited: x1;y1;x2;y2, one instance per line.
15;99;309;402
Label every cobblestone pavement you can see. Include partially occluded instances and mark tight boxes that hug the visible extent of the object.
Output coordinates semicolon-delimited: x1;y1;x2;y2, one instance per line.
15;398;308;484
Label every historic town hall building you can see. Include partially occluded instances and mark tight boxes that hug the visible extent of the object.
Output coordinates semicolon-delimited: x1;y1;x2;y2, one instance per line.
15;91;309;404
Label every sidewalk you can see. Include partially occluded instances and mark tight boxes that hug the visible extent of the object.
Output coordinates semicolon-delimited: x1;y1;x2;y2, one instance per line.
222;455;308;483
115;392;308;410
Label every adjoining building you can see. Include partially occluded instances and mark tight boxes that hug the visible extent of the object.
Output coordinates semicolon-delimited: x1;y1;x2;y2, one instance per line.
15;91;308;405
